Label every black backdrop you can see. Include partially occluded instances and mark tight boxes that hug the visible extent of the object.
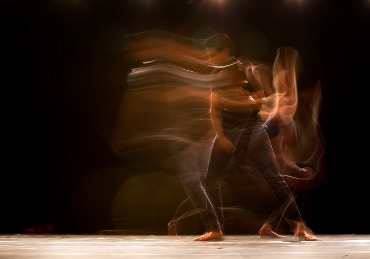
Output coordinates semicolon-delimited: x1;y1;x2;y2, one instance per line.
1;0;369;234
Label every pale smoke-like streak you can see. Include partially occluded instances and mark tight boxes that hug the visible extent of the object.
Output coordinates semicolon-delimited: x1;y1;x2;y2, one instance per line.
106;30;326;231
106;31;325;193
110;30;325;185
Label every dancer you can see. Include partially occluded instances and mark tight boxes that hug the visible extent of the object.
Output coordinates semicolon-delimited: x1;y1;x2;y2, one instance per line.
193;33;319;241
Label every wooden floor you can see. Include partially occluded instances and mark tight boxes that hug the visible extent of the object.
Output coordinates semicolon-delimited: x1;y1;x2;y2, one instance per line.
1;234;370;258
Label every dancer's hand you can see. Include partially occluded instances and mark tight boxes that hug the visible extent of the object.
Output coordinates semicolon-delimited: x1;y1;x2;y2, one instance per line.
218;136;236;154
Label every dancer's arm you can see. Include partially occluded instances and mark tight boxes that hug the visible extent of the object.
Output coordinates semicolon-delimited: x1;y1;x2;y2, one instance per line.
210;91;236;154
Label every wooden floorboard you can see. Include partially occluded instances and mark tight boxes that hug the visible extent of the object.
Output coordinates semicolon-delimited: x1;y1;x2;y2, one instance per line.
1;234;369;258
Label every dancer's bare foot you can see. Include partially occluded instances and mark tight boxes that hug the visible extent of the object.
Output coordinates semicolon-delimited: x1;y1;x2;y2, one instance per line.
294;222;320;241
258;223;285;239
194;231;224;241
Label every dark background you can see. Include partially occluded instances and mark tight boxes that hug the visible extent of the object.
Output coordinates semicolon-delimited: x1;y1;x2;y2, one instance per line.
1;0;369;234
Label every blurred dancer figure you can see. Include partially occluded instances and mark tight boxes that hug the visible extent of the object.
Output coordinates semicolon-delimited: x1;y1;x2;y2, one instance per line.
263;48;324;191
194;33;319;241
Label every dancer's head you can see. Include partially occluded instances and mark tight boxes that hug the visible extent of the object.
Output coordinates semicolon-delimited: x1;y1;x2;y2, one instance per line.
204;33;235;64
